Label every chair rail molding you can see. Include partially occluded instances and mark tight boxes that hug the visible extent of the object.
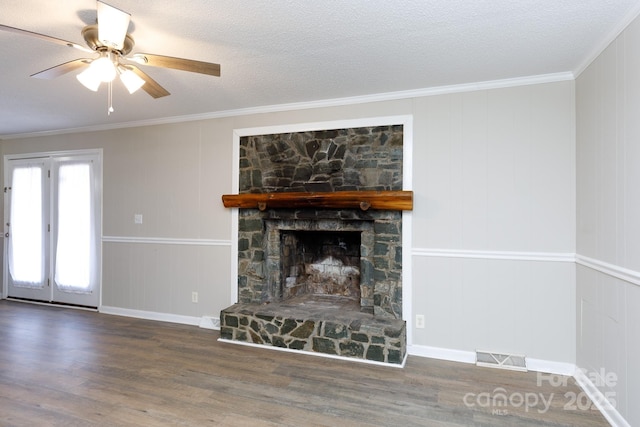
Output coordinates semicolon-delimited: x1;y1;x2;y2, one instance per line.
575;254;640;287
412;248;575;263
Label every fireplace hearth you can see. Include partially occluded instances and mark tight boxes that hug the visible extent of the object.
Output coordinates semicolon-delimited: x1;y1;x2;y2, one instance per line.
220;125;409;365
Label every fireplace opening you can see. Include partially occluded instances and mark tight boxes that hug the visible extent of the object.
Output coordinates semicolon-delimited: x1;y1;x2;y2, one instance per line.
280;230;361;301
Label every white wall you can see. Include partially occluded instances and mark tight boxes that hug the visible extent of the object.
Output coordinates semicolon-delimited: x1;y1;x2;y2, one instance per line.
576;13;640;426
411;83;576;365
1;81;576;366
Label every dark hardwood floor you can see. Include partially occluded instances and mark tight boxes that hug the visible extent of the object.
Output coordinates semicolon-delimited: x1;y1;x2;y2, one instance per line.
0;300;609;426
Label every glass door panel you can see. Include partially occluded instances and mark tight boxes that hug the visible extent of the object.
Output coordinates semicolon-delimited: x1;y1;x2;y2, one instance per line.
6;160;49;301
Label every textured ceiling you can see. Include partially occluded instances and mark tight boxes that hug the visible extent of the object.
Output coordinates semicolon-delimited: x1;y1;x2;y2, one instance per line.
1;0;639;138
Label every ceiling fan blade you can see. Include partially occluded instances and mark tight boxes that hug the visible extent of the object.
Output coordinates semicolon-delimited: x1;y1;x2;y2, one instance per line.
97;0;130;50
0;24;93;53
31;59;91;79
128;65;171;98
131;53;221;76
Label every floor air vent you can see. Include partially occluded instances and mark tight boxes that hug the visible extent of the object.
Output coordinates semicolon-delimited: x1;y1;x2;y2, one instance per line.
476;350;527;371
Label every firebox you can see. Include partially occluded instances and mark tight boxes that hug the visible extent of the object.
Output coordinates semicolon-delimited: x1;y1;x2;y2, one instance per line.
264;215;376;314
280;230;361;301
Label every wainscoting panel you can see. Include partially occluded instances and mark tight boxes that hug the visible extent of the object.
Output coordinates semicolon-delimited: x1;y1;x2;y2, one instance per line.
102;239;231;319
576;262;640;426
411;248;576;364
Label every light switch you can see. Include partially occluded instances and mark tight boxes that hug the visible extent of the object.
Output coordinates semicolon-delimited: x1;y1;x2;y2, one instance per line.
134;214;143;224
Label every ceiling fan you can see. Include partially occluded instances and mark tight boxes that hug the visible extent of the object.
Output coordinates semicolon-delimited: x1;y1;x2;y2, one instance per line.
0;0;220;112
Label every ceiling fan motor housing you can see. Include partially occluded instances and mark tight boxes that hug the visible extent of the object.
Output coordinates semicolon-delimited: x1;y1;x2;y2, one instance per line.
82;24;134;56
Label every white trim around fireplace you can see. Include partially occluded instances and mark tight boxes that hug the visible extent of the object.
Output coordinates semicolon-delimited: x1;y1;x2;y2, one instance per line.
230;115;414;338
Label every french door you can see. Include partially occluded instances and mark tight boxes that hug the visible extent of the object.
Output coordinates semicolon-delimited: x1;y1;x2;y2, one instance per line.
5;152;101;307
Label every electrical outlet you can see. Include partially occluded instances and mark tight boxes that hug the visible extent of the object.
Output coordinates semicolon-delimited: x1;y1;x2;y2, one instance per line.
415;314;425;329
191;291;198;303
134;214;143;224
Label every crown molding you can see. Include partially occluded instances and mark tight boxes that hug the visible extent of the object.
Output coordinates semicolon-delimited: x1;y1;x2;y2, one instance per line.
1;72;574;140
574;2;640;78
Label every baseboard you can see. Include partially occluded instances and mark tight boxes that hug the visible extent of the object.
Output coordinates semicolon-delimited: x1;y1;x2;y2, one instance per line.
408;344;476;364
99;305;220;330
526;358;576;376
574;367;630;427
408;345;577;376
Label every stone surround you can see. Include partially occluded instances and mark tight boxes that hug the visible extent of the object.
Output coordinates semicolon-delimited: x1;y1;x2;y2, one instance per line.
236;126;404;318
221;124;406;364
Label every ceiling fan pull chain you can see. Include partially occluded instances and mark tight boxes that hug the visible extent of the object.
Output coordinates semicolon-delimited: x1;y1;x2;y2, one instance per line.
107;79;114;115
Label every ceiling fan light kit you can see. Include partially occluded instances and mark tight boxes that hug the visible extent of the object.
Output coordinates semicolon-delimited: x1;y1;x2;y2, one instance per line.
90;53;117;82
118;66;145;94
0;0;221;114
76;66;102;91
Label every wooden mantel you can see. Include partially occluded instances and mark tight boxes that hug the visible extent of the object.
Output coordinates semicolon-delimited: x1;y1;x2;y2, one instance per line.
222;190;413;211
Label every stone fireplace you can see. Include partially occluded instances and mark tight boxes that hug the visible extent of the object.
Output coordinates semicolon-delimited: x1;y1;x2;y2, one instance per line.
220;125;408;365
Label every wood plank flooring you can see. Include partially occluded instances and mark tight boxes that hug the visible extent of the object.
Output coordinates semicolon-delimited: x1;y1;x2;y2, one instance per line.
0;300;609;426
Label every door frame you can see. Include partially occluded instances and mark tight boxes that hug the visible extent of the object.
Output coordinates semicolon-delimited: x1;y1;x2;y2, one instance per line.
2;149;103;306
